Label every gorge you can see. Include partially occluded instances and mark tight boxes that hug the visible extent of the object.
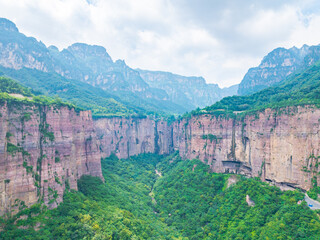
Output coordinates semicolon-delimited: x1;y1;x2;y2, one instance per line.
1;95;319;214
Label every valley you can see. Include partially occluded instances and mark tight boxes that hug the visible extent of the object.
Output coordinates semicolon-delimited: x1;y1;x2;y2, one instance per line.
1;153;319;239
0;16;320;239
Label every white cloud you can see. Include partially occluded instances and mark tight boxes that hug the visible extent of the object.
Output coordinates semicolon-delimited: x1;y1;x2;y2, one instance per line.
1;0;320;87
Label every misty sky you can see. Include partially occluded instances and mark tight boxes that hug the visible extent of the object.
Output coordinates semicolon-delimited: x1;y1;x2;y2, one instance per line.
1;0;320;87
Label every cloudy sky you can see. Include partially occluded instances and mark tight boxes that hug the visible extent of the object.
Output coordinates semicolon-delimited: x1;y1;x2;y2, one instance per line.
1;0;320;87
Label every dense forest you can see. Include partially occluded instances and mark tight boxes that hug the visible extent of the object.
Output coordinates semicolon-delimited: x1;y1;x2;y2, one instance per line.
1;153;319;239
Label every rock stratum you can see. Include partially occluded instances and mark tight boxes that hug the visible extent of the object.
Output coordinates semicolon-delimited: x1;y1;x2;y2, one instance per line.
0;101;103;215
95;105;320;191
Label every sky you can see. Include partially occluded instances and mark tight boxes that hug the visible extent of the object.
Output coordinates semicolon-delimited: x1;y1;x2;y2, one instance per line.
1;0;320;87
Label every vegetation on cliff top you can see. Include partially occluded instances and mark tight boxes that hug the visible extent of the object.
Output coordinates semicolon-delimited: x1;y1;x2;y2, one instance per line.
0;77;32;97
1;153;319;239
0;76;81;111
186;61;320;118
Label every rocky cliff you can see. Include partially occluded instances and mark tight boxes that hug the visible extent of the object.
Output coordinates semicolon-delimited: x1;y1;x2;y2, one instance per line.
0;101;103;215
1;101;319;215
172;106;320;190
94;117;173;159
95;105;320;191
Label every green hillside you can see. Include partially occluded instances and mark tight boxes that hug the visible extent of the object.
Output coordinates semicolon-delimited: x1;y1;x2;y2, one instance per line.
189;62;320;117
0;67;183;117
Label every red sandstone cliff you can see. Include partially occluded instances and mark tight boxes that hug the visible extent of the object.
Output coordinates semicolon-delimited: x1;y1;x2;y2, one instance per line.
94;117;172;159
95;106;320;191
2;103;319;215
0;102;103;215
172;106;320;190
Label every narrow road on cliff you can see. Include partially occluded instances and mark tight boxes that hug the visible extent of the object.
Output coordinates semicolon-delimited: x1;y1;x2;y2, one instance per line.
305;194;320;210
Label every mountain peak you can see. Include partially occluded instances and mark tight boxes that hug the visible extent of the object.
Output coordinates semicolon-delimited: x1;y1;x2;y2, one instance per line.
0;18;18;32
67;43;113;62
48;45;59;52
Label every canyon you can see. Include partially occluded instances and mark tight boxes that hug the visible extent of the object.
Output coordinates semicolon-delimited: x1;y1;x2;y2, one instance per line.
1;98;320;215
1;16;320;217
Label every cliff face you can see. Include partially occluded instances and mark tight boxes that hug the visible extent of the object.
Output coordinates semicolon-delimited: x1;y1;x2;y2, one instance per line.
2;101;318;215
94;117;172;159
172;106;320;190
0;102;103;215
95;106;320;191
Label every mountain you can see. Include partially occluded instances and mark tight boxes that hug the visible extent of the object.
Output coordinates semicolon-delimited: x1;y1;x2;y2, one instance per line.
2;59;320;216
0;18;189;116
200;61;320;115
238;44;320;95
137;69;238;109
0;18;237;115
94;62;320;192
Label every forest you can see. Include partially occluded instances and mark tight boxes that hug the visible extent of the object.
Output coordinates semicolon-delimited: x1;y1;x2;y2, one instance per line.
1;153;319;239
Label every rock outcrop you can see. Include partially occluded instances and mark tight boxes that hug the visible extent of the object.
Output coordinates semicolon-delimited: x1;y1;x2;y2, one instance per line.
1;101;319;215
0;101;103;215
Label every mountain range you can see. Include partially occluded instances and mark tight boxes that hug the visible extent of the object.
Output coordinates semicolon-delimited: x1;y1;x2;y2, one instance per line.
1;17;320;239
0;18;238;116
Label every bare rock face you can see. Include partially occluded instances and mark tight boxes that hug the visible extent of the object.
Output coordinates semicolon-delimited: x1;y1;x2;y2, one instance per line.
94;105;320;191
172;106;320;190
94;117;172;159
246;195;255;207
0;102;103;215
5;102;317;216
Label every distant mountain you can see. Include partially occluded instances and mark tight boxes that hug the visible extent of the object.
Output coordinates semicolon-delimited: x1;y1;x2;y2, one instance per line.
193;61;320;116
137;69;238;109
238;44;320;95
0;18;237;115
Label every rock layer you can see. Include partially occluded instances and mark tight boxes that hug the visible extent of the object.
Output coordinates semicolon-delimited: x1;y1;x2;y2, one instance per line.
1;103;319;215
94;117;172;159
95;106;320;191
172;106;320;190
0;102;103;215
